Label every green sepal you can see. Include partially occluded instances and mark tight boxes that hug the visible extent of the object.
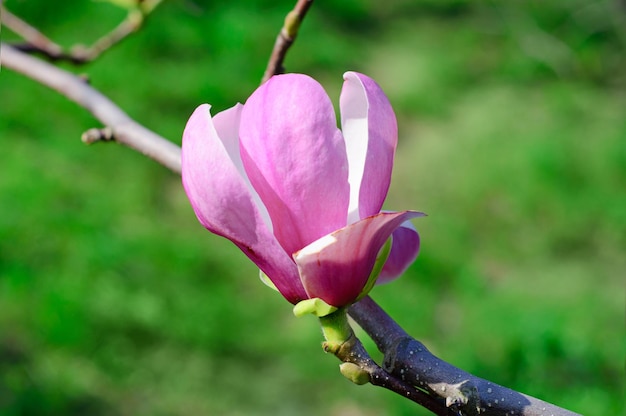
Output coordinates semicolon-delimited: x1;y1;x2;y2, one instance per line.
293;298;338;318
319;308;352;347
355;236;392;302
259;270;279;292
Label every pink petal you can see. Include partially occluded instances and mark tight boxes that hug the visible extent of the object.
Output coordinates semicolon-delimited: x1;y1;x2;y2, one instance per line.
239;74;350;256
377;220;420;284
182;104;306;303
340;72;398;223
293;211;425;307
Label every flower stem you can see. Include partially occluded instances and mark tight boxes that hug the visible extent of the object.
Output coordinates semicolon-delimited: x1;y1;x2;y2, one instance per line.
318;308;352;352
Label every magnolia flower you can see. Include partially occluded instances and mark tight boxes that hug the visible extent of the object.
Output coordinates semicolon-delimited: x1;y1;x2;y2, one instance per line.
182;72;422;308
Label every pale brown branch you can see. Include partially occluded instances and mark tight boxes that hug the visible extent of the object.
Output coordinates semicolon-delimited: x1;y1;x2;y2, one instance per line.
0;4;64;57
261;0;314;83
1;1;162;64
68;7;148;63
0;42;181;173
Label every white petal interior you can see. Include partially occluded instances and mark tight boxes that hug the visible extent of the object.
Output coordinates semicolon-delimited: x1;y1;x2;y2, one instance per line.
295;233;338;259
217;105;273;232
341;73;370;225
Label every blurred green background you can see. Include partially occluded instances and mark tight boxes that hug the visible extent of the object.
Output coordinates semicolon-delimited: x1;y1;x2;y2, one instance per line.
1;0;624;415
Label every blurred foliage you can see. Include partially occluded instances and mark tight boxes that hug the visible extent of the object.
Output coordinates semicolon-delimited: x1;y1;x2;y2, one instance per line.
1;0;624;415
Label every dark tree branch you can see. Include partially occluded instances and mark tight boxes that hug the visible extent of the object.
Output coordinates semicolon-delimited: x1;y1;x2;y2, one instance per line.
325;332;453;416
261;0;314;83
0;42;181;173
349;297;581;416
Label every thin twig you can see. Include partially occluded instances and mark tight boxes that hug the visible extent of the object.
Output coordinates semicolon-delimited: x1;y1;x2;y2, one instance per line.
68;5;153;63
261;0;314;83
0;4;64;57
0;42;181;173
1;1;162;64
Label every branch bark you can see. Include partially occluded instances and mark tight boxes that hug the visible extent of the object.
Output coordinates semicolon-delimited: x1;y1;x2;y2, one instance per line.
1;1;162;63
1;4;64;58
261;0;314;83
0;42;181;174
349;297;581;416
327;332;453;415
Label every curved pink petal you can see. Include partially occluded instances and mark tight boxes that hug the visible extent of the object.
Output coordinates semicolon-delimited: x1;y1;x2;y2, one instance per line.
182;104;306;303
239;74;350;256
293;211;425;307
377;221;420;284
340;72;398;223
